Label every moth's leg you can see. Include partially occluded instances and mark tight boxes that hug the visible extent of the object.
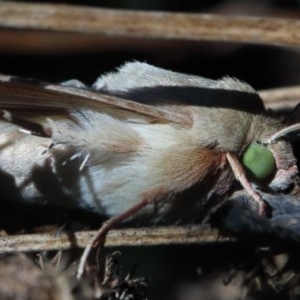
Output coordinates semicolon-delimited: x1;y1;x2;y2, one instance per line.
0;110;52;138
77;191;163;280
226;152;266;215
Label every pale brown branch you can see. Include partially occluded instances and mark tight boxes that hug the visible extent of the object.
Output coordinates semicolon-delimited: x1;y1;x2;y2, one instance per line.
1;2;300;46
0;225;233;254
259;86;300;110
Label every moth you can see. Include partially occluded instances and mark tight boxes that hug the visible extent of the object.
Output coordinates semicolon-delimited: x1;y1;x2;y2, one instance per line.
0;62;298;278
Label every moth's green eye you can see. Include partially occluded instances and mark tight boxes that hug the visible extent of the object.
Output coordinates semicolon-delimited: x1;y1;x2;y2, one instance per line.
242;144;276;182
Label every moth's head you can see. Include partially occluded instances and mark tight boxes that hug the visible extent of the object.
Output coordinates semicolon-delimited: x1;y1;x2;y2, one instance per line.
241;124;300;191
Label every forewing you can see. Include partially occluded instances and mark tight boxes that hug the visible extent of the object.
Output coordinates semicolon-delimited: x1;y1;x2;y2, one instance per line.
0;73;192;126
0;62;266;129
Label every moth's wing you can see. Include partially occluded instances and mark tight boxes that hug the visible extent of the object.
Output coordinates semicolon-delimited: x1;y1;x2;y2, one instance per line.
0;61;265;129
94;61;266;114
0;73;192;127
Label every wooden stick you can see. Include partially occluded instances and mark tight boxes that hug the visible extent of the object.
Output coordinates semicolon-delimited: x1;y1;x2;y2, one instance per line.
0;225;233;254
259;86;300;110
1;2;300;46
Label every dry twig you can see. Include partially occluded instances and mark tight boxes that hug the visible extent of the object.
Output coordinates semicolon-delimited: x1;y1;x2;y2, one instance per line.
1;2;300;47
259;86;300;110
0;225;233;254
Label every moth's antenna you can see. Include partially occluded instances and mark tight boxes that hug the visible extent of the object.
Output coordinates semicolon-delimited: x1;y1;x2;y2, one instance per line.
263;123;300;144
0;110;52;138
